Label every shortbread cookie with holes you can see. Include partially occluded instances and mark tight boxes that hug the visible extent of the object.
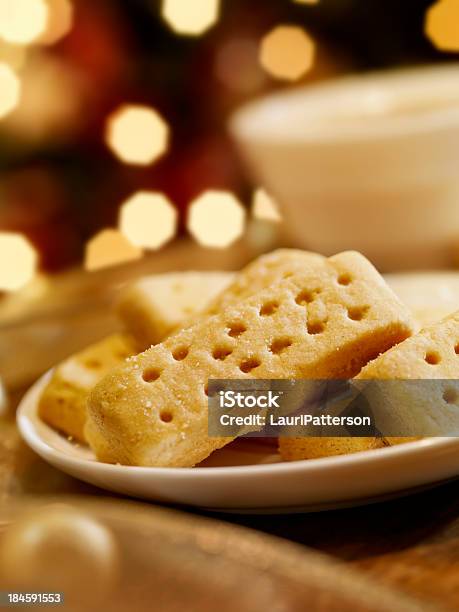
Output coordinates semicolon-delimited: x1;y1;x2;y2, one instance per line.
194;249;326;319
354;311;459;437
117;252;323;349
117;272;234;349
87;251;414;467
38;333;138;442
211;249;385;462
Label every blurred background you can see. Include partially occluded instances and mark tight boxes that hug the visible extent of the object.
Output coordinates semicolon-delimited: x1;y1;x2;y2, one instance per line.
0;0;454;275
2;0;459;385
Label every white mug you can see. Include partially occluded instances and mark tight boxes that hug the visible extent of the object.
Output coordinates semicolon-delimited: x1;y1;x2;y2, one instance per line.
230;64;459;271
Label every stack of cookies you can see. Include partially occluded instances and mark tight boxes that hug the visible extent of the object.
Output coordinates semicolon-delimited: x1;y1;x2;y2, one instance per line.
38;249;459;467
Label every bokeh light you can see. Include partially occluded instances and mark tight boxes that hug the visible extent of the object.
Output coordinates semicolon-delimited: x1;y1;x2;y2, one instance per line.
85;229;143;272
0;232;38;291
187;190;246;248
0;62;21;119
259;25;315;81
105;104;169;166
292;0;319;4
425;0;459;51
161;0;220;36
0;0;49;45
119;192;178;250
252;189;282;223
39;0;73;45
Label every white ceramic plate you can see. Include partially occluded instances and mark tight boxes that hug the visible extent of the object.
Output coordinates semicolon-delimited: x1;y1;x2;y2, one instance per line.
17;371;459;513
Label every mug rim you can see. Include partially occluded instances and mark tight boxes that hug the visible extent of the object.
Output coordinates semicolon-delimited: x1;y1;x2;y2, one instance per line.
230;63;459;145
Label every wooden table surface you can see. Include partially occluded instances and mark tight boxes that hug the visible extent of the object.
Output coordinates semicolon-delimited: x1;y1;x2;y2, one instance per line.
2;388;459;612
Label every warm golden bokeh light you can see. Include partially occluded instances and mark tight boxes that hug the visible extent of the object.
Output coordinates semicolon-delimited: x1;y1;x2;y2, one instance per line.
425;0;459;51
85;229;143;272
252;189;282;223
161;0;220;36
39;0;73;45
292;0;319;4
119;192;178;250
259;25;315;81
0;232;37;291
0;0;49;45
0;62;21;119
187;190;246;248
105;104;169;166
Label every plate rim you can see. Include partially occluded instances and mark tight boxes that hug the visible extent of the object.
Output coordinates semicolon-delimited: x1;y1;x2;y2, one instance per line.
17;370;459;479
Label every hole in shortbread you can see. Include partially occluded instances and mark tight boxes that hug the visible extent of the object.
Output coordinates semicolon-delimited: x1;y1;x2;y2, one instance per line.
85;359;102;370
160;410;173;423
239;358;261;373
204;384;209;396
338;273;352;286
227;322;247;338
307;321;325;335
425;351;441;365
295;289;314;306
213;346;233;361
443;387;458;404
455;343;459;355
172;346;189;361
142;368;161;382
347;306;369;321
260;301;279;316
269;338;293;354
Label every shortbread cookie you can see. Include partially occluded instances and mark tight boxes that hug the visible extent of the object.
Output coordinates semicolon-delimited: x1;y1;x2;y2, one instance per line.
38;334;138;442
117;272;234;349
199;249;326;318
278;383;387;461
358;311;459;379
117;252;323;349
279;437;386;461
354;311;459;437
87;251;414;467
